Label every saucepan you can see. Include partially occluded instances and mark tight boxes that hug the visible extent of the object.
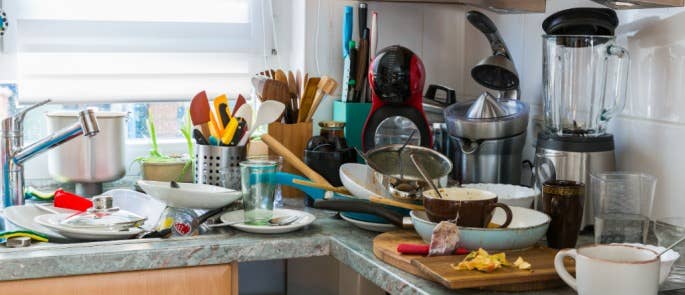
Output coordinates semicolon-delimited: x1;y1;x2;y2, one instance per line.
314;199;550;251
363;144;452;203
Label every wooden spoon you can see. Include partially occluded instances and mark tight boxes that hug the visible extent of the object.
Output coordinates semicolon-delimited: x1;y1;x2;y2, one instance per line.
298;77;320;122
261;133;332;186
305;76;338;122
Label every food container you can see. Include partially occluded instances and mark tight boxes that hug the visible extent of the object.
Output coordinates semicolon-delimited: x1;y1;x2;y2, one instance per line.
47;111;127;195
141;157;194;183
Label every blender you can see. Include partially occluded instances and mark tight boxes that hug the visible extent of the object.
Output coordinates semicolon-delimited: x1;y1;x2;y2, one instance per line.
535;34;630;229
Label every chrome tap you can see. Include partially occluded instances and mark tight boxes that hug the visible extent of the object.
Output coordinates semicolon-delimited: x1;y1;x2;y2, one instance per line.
1;100;99;207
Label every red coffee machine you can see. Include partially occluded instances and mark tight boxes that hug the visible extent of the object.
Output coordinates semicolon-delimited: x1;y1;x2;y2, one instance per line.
362;45;431;151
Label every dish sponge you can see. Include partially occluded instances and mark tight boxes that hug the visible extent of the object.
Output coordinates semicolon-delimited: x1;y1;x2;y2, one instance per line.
24;186;55;200
0;230;49;243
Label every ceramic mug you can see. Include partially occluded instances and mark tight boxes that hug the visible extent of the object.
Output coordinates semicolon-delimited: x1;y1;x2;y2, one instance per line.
423;187;513;228
554;244;660;295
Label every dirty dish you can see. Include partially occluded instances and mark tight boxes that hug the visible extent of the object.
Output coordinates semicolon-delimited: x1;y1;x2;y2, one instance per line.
339;163;386;199
613;243;679;284
340;212;396;232
423;187;513;228
4;205;76;241
462;183;538;208
137;180;242;209
410;206;550;250
219;208;315;234
34;213;143;241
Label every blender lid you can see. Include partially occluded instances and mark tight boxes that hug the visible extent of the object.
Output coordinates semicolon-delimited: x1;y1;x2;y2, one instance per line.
536;132;615;153
542;8;618;36
465;92;508;119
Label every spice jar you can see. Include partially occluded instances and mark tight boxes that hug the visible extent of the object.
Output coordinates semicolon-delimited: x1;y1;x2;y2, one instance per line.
319;121;345;141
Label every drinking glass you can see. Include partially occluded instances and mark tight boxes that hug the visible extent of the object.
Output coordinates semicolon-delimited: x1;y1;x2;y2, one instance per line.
591;172;656;244
239;159;278;225
655;217;685;283
248;155;283;208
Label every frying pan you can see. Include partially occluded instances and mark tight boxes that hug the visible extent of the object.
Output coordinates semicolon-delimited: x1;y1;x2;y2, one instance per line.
274;172;409;223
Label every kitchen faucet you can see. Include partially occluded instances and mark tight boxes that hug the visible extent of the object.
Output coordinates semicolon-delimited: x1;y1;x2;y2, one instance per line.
1;100;99;208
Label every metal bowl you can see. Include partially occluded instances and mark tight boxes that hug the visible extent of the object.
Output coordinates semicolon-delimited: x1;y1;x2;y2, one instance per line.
410;207;550;250
365;144;452;202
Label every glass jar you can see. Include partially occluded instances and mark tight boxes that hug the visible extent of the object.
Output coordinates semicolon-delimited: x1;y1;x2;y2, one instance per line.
319;121;345;141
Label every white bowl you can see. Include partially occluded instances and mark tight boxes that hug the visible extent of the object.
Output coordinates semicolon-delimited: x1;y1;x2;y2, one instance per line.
613;243;680;284
411;206;550;250
462;183;539;208
339;163;386;199
137;180;242;209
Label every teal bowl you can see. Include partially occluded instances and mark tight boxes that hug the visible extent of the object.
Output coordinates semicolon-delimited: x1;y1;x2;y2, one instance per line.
410;207;550;251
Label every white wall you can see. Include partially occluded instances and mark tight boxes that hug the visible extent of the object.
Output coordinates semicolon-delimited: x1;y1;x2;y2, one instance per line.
308;0;685;219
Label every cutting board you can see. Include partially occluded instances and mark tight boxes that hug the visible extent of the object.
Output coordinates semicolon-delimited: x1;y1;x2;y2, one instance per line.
373;230;574;291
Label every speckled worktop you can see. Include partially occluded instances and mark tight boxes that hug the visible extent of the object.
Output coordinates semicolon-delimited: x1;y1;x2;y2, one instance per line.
1;201;684;295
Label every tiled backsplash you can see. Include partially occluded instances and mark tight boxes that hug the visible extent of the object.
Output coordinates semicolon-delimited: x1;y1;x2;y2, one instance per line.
314;0;685;218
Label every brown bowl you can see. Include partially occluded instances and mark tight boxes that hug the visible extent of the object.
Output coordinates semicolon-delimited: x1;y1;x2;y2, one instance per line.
423;187;513;228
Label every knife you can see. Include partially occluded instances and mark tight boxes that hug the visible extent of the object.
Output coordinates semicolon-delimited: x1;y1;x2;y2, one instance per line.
342;6;353;58
358;3;367;39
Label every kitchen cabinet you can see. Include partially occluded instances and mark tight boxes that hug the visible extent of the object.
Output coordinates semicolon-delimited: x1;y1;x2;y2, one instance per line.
366;0;684;12
0;263;238;295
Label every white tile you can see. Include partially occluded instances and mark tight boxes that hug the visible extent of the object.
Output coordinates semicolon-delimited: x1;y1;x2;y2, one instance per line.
421;4;466;92
612;117;685;219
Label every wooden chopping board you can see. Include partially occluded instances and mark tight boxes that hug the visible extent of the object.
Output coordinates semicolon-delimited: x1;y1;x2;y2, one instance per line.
373;230;574;292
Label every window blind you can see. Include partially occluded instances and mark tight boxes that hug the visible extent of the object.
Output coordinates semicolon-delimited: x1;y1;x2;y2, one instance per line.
5;0;268;103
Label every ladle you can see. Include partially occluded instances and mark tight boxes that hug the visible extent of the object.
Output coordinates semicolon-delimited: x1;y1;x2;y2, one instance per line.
409;153;443;199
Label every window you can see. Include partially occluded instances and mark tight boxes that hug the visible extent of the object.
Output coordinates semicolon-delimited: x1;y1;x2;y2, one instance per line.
6;0;269;103
4;0;276;180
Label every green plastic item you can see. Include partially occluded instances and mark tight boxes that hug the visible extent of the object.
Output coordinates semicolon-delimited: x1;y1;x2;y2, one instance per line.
333;100;371;162
0;230;49;243
24;186;55;200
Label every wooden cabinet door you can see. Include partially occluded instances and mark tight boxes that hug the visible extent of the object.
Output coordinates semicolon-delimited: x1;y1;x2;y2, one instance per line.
0;263;238;295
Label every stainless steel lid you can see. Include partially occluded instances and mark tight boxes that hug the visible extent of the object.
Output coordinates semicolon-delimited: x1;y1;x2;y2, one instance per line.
444;98;529;140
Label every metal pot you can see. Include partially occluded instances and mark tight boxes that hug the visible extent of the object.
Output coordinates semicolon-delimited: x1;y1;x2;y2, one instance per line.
46;111;127;195
365;144;452;203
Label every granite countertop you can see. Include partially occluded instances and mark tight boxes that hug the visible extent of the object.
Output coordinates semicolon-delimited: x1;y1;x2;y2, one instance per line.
1;201;684;295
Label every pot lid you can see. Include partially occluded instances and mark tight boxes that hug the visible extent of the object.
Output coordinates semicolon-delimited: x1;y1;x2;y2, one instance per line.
465;92;507;119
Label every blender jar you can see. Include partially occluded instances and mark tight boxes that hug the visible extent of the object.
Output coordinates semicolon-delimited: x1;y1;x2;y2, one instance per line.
542;35;629;136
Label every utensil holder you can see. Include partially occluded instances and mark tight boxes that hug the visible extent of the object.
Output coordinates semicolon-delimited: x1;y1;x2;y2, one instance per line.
267;121;313;198
194;145;246;190
333;100;371;162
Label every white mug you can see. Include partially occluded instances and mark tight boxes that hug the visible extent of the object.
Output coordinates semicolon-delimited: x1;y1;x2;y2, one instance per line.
554;244;660;295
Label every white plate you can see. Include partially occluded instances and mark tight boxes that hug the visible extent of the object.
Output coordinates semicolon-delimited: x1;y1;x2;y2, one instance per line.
137;180;242;209
339;163;386;199
219;209;315;234
613;243;680;284
3;205;77;241
340;213;397;232
103;189;166;231
34;213;143;241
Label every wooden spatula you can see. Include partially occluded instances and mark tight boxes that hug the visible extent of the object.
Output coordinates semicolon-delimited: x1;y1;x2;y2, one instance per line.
305;76;338;122
274;69;288;85
190;90;211;137
295;70;303;99
297;77;320;122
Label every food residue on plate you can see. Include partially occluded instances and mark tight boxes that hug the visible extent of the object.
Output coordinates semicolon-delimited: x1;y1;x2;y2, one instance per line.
451;248;532;273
